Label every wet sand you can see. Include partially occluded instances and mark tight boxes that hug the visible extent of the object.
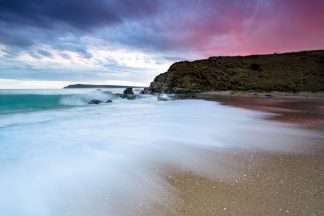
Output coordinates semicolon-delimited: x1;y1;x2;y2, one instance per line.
167;150;324;216
157;95;324;216
203;95;324;128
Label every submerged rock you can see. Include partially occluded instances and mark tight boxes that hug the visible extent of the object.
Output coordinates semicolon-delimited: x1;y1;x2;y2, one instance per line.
106;99;113;103
125;95;136;100
140;88;151;94
88;99;103;104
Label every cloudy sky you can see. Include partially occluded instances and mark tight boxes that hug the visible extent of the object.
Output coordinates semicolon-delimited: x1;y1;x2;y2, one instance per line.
0;0;323;88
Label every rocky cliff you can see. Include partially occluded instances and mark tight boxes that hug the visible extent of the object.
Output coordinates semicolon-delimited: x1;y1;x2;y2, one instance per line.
149;50;324;93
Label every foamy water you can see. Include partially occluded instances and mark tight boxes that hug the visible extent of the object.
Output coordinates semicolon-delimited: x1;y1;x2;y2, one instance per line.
0;89;321;216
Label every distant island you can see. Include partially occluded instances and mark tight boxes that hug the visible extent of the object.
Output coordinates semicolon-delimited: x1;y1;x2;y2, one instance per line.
148;50;324;93
64;84;144;89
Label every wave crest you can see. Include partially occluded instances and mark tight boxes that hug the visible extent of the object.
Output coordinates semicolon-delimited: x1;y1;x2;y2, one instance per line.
0;90;116;112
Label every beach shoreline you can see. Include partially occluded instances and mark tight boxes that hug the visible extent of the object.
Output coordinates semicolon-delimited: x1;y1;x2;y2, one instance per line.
193;92;324;129
153;95;324;216
196;90;324;99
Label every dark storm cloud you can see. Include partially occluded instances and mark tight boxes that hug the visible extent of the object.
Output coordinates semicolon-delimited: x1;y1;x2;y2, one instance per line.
1;0;323;54
0;0;164;50
0;0;162;29
89;0;324;55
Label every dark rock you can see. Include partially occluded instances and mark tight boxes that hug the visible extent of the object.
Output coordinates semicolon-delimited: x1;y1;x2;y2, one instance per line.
173;94;195;99
120;87;138;100
88;99;103;104
123;87;134;95
147;50;324;93
140;87;151;94
120;94;137;100
106;99;113;103
126;95;136;100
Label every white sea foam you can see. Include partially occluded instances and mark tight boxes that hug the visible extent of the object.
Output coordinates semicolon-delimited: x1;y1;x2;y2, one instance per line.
0;91;321;216
59;89;117;106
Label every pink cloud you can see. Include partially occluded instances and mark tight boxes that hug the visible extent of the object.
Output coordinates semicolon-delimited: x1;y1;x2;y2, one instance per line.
156;0;324;57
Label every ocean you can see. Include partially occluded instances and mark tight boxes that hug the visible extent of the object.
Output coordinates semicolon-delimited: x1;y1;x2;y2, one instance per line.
0;88;319;216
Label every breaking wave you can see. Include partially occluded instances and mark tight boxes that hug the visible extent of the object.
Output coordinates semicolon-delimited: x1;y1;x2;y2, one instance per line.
0;90;116;112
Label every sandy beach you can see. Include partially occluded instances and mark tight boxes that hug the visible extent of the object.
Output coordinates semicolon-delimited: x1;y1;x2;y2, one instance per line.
197;91;324;99
157;95;324;216
196;91;324;127
1;90;323;216
167;149;324;216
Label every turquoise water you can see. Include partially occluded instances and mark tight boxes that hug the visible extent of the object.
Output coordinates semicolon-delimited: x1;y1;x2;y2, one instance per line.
0;89;319;216
0;94;61;111
0;88;135;114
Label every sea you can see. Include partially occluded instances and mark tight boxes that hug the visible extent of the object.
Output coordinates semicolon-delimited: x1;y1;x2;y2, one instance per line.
0;88;319;216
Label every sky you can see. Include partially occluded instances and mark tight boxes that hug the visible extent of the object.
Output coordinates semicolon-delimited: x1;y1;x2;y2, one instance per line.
0;0;324;89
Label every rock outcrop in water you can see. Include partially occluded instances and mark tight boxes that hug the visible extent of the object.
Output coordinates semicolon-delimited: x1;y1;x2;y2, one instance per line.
148;50;324;93
120;87;137;100
123;87;134;95
89;99;103;104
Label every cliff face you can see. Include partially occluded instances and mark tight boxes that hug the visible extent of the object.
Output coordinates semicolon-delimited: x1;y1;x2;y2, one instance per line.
149;50;324;93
